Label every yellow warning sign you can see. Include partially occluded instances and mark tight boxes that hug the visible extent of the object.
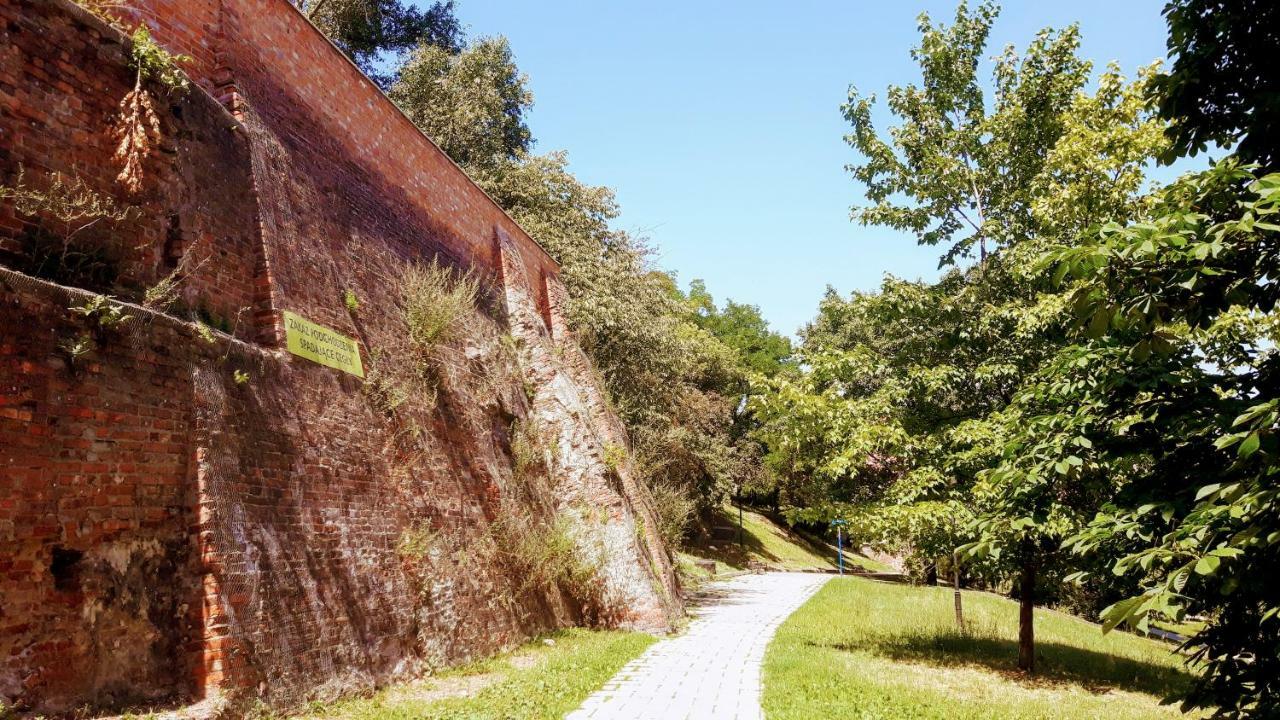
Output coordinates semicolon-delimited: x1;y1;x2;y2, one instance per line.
283;310;364;378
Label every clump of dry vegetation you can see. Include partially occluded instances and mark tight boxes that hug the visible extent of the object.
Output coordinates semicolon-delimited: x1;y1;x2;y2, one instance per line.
113;26;190;196
403;259;480;355
75;0;129;29
0;168;135;288
491;508;608;621
143;237;209;311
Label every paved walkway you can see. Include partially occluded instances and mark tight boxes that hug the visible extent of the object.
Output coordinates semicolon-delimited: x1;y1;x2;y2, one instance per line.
567;572;830;720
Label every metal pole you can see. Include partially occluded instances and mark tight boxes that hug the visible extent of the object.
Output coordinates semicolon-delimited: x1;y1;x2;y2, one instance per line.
837;526;844;576
736;489;744;549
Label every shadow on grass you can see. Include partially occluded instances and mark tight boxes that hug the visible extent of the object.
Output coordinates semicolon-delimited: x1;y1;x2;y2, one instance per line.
689;507;868;571
821;632;1195;698
685;508;783;569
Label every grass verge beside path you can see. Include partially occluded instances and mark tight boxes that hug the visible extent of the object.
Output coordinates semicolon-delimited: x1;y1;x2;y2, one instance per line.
763;577;1199;719
685;506;888;575
301;628;655;720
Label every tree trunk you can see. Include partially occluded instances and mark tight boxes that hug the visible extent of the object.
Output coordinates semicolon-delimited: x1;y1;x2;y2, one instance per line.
953;551;965;631
1017;561;1036;673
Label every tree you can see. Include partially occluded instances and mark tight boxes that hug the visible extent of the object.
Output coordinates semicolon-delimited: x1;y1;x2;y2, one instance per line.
972;3;1280;713
1018;162;1280;717
685;280;792;379
299;0;462;87
831;1;1166;673
844;1;1089;265
390;37;533;171
1150;0;1280;170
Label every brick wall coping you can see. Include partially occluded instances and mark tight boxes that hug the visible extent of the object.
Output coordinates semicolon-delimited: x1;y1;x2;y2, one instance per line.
268;0;559;271
90;0;560;274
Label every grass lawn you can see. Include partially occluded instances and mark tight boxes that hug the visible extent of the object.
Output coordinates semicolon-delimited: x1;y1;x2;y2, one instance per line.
763;577;1200;719
685;505;889;574
300;628;654;720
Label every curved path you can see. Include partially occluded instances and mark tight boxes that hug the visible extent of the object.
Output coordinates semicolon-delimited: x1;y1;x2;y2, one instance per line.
567;572;830;720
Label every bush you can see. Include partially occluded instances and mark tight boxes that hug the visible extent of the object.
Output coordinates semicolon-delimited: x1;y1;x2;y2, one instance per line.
494;510;606;619
647;481;696;552
402;260;479;354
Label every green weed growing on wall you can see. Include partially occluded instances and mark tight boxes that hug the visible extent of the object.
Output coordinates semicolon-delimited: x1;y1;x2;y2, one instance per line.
402;260;479;359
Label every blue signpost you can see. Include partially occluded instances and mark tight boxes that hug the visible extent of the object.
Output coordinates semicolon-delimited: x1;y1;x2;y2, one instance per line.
830;519;847;576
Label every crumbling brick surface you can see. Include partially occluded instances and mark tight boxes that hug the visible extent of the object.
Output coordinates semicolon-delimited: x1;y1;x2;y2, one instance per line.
0;273;204;711
0;0;682;715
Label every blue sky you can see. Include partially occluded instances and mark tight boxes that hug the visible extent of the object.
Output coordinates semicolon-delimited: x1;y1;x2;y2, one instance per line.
450;1;1173;338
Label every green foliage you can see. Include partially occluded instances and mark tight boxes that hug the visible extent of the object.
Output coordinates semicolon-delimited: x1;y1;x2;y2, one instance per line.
794;0;1280;712
844;1;1090;265
390;37;532;171
233;369;250;386
646;480;696;552
686;279;793;378
1013;163;1280;716
602;443;626;473
343;288;360;313
401;259;478;355
761;0;1170;676
300;0;461;87
193;320;215;345
70;294;132;332
1150;0;1280;169
57;334;95;366
126;26;190;91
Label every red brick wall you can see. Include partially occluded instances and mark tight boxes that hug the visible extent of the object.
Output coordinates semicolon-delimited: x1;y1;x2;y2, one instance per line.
0;0;262;338
0;0;679;713
0;271;204;709
117;0;561;307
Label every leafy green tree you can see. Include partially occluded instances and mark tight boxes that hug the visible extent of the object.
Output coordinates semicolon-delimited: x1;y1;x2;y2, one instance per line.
802;0;1167;673
685;280;792;379
844;1;1089;265
968;1;1280;708
964;4;1280;710
390;36;533;171
1011;162;1280;717
299;0;461;87
1150;0;1280;169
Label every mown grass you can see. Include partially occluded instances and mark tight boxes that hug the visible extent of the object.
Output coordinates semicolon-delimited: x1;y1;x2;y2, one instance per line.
301;628;654;720
763;577;1200;719
685;505;888;574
